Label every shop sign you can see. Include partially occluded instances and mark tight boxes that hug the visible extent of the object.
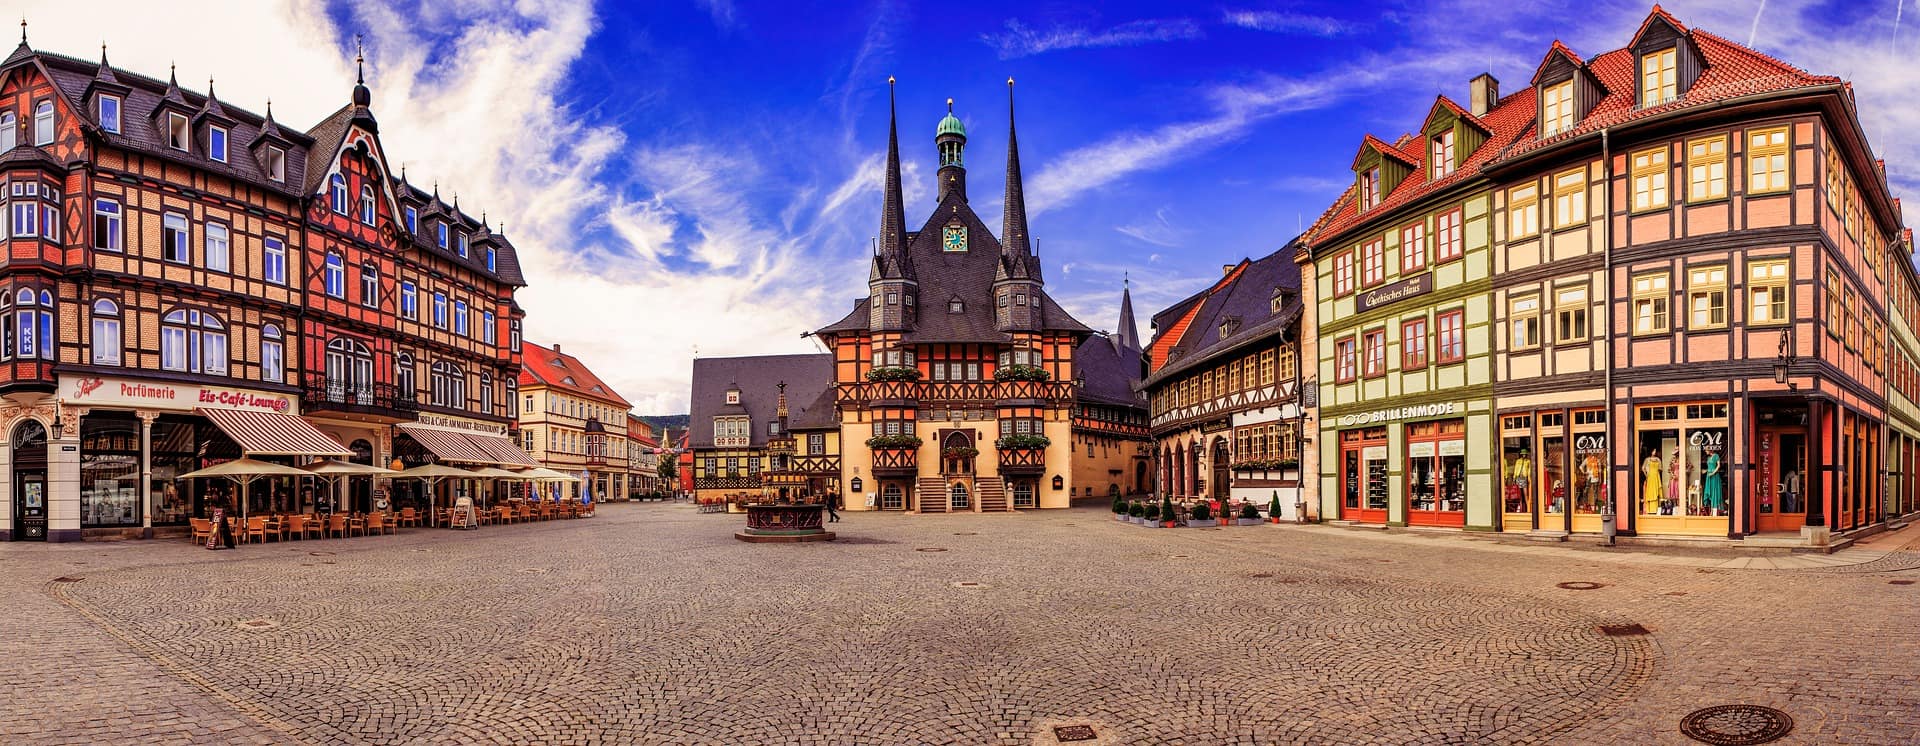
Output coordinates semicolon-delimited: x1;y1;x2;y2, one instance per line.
1408;442;1435;457
413;413;508;436
1689;429;1726;455
1355;273;1432;312
1438;440;1465;457
60;375;295;414
1200;419;1232;434
1336;402;1461;428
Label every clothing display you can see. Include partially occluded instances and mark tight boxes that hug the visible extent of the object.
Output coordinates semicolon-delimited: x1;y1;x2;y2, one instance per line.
1641;455;1663;513
1702;453;1723;511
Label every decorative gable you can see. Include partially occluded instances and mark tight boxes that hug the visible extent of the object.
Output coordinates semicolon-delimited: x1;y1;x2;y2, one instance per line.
1627;7;1705;108
1420;97;1489;180
1351;135;1415;211
1530;41;1605;139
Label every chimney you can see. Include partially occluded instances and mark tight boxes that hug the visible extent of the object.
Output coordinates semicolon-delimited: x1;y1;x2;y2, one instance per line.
1469;73;1500;116
552;343;561;355
1223;264;1234;277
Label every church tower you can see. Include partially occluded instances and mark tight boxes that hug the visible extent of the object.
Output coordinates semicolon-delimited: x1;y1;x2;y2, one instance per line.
994;79;1042;332
868;77;917;332
935;98;967;202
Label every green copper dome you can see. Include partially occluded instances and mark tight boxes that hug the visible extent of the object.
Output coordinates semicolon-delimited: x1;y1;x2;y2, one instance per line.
936;99;965;138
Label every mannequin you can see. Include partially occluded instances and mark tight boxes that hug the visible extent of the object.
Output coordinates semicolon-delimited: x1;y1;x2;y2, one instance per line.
1641;451;1664;514
1667;447;1682;514
1703;451;1723;513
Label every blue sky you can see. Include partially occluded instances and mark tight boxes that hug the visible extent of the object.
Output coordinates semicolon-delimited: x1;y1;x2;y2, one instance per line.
22;0;1920;413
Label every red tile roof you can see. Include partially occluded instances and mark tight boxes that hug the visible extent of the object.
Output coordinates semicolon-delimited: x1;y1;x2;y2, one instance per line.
1351;133;1420;171
1530;40;1587;86
518;342;632;408
1307;7;1839;250
1147;262;1247;371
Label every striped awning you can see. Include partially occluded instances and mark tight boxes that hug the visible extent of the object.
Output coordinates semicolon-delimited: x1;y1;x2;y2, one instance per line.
196;408;353;458
465;433;541;467
396;423;495;464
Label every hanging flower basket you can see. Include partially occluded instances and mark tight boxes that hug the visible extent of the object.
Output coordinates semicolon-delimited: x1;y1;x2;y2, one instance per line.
865;434;923;449
865;366;923;382
994;434;1051;450
993;364;1051;382
942;446;979;459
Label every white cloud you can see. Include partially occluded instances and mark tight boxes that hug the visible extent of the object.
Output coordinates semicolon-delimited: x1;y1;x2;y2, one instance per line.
982;17;1202;59
698;0;739;30
1115;207;1185;248
1221;10;1353;36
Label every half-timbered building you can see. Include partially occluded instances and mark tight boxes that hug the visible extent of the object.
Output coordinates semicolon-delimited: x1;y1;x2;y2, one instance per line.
0;38;533;541
1142;249;1310;519
688;353;835;503
1068;284;1150;501
516;342;631;502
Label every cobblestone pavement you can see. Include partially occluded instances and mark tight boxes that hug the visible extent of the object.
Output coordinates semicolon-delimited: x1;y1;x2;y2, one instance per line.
4;504;1917;745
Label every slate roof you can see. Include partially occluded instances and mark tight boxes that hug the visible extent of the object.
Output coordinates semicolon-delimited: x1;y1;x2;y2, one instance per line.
11;44;526;289
788;386;841;431
1142;244;1303;388
688;354;835;448
518;342;632;408
1307;8;1844;248
1074;333;1146;408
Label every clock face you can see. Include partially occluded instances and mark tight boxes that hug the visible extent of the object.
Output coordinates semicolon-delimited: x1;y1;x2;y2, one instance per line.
943;225;967;252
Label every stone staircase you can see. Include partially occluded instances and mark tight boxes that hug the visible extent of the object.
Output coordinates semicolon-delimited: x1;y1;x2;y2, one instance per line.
914;477;947;513
977;477;1009;512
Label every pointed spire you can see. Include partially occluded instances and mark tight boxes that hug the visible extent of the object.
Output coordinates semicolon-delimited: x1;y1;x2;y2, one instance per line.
1002;77;1031;259
776;381;790;421
19;16;25;46
1116;276;1141;353
351;35;372;108
876;75;910;280
99;42;107;65
90;42;122;87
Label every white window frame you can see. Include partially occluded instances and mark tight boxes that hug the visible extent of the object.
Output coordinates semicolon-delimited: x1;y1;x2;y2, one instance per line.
264;237;287;284
33;100;54;146
266;145;286;182
1541;80;1574;137
93;198;122;252
360;185;376;225
98;94;121;134
167;112;190;151
324;254;345;298
261;324;284;383
90;299;121;366
163;213;190;263
400;281;418;319
204;222;230;272
209;125;228;163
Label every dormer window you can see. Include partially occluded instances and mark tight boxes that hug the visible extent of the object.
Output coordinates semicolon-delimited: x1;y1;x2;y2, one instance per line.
457;232;469;257
725;389;740;405
265;145;285;182
1430;131;1454;179
1360;167;1381;210
1271;289;1286;314
98;95;121;134
486;246;497;272
209;125;228;163
404;206;418;234
1541;80;1574;136
1219;317;1239;338
1640;48;1677;105
436;222;448;249
949;299;964;313
166;112;190;151
329;174;347;214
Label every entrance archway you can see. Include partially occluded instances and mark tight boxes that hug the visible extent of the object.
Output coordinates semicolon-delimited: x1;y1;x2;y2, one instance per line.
1211;437;1230;501
349;439;374;512
948;481;969;511
12;419;49;541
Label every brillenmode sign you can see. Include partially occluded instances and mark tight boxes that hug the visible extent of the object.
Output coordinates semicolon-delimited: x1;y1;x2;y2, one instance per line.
1335;402;1460;427
1355;273;1433;312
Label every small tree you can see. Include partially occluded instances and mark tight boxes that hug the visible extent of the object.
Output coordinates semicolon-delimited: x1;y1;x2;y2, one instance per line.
1159;495;1177;524
658;458;677;485
1240;502;1261;520
1191;501;1212;521
1268;491;1283;520
1128;502;1143;518
1112;493;1126;514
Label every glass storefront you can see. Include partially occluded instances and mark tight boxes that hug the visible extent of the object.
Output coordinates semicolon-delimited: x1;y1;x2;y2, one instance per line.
1406;419;1465;527
1635;402;1729;535
80;415;141;528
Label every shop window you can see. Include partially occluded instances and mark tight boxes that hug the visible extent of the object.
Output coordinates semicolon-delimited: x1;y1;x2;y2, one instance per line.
1407;419;1466;520
1362;329;1386;377
1539;431;1566;516
1401;317;1428;370
1631;147;1669;211
1435;207;1463;262
1509;295;1540;350
1508;183;1539;239
1335;337;1357;382
1572;423;1607;516
1400;221;1426;273
1555;287;1588;343
1747;126;1790;194
1361;237;1385;287
148;418;196;526
1749;259;1789;325
1636;407;1728;518
1632;272;1669;334
1552;168;1585;228
1436;309;1465;364
1687;265;1728;330
81;416;142;528
1502;432;1533;515
1333;251;1355;296
90;299;121;366
1687;135;1728;201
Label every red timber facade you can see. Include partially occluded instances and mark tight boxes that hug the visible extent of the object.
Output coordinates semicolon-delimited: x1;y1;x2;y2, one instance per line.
0;39;531;541
808;81;1106;513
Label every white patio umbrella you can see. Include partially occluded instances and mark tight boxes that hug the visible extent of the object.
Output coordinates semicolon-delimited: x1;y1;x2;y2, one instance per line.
465;466;526;510
297;460;397;516
176;458;313;525
393;463;477;527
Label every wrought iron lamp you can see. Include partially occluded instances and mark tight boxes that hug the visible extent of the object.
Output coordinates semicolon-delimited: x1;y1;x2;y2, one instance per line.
1773;327;1796;389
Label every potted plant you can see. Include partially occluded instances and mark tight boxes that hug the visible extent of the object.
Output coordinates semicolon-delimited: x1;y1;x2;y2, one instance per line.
1112;494;1128;521
1128;502;1145;524
1159;496;1178;527
864;366;923;382
943;446;980;460
865;434;923;450
1188;501;1217;528
995;434;1051;450
992;364;1051;382
1269;492;1285;523
1237;502;1263;526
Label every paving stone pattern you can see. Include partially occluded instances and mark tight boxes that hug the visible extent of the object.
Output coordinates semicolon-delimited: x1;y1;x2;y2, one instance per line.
4;505;1917;744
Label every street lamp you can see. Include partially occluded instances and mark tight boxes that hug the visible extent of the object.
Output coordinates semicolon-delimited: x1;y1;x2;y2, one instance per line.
1773;327;1796;389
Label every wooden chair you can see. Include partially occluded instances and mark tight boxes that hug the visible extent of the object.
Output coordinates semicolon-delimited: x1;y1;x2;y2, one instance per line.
286;515;315;540
243;517;269;545
190;518;215;545
398;507;420;528
364;513;386;536
348;514;368;537
327;514;349;539
495;506;513;525
516;504;532;522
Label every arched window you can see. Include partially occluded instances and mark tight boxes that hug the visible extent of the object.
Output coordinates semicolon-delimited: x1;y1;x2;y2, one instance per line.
395;352;416;400
0;112;14;151
90;299;121;366
480;372;494;413
161;308;227;374
14;289;53;361
360;185;376;225
949;482;969;510
881;483;904;510
323;254;345;298
430;361;466;409
329;174;347;214
261;324;284;383
324;337;374;404
33;100;54;146
1012;481;1035;508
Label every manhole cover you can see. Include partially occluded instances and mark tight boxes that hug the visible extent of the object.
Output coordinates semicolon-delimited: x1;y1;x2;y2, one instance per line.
951;581;990;589
51;576;83;583
1249;572;1273;578
1598;623;1650;636
915;547;947;553
308;551;336;557
1054;724;1097;742
953;532;977;536
1557;581;1607;590
1679;704;1793;745
236;618;280;631
1891;580;1916;586
1169;554;1191;559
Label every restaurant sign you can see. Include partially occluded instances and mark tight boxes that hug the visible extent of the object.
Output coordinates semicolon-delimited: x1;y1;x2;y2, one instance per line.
414;413;508;436
1335;402;1460;428
59;375;296;415
1355;273;1433;312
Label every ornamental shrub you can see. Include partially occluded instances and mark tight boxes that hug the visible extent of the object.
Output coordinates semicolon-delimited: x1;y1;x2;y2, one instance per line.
1240;502;1262;520
1191;502;1212;520
1268;491;1283;519
995;434;1051;450
1159;496;1177;524
1128;502;1144;518
1112;494;1127;514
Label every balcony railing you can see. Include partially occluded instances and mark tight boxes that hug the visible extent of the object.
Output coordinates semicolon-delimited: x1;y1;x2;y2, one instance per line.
301;374;418;418
836;380;1076;406
998;447;1047;474
871;448;918;475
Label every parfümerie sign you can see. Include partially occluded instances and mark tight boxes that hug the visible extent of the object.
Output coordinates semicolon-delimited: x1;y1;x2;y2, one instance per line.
1335;402;1460;427
1355;273;1433;312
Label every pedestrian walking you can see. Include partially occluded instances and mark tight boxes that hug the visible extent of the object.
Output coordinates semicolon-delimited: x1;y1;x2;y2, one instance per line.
826;491;841;523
